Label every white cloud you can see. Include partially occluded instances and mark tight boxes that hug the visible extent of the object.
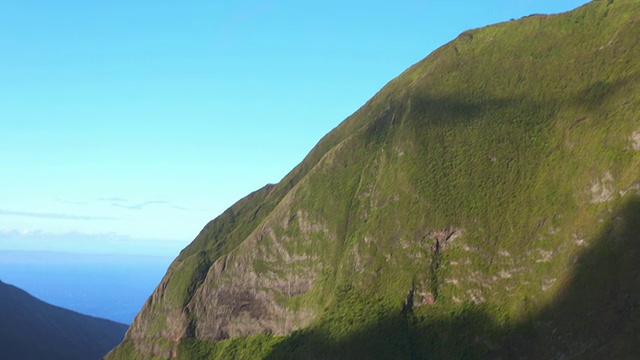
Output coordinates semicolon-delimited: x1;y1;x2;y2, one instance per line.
0;230;188;257
0;208;118;221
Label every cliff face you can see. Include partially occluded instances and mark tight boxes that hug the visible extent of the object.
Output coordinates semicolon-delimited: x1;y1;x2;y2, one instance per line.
108;1;640;358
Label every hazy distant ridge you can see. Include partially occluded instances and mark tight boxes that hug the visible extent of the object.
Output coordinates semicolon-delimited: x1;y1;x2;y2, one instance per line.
0;280;127;360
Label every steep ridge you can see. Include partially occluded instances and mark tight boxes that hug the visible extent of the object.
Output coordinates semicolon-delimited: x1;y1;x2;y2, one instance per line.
0;280;127;360
108;0;640;358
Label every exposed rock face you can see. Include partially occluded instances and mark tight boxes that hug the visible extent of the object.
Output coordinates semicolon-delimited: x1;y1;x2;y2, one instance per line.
125;275;189;358
108;1;640;358
121;184;335;357
186;228;320;342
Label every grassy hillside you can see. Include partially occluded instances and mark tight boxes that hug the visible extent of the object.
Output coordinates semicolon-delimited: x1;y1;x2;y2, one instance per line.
107;0;640;358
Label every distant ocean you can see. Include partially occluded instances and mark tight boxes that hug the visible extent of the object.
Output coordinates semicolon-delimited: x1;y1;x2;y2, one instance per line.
0;251;173;324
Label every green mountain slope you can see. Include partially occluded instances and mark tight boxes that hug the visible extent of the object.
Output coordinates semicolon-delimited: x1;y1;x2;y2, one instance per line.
107;0;640;358
0;280;128;360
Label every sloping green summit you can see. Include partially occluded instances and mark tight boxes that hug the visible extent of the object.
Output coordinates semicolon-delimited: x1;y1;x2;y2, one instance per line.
107;1;640;358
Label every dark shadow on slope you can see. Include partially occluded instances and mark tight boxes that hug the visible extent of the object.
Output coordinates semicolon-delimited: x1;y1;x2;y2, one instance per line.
407;94;526;127
265;195;640;359
571;73;640;111
509;194;640;359
403;71;640;132
265;304;502;360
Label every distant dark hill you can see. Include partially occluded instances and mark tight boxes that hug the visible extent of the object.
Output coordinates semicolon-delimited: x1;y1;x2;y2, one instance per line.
0;279;127;360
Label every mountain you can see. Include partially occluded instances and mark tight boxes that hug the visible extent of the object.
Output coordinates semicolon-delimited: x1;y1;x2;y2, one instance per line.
0;280;127;360
107;0;640;358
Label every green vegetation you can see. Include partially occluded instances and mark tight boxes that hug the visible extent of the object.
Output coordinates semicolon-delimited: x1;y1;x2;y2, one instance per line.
107;0;640;358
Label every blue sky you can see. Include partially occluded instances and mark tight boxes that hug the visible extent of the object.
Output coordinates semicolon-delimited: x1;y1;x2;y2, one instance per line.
1;0;589;255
